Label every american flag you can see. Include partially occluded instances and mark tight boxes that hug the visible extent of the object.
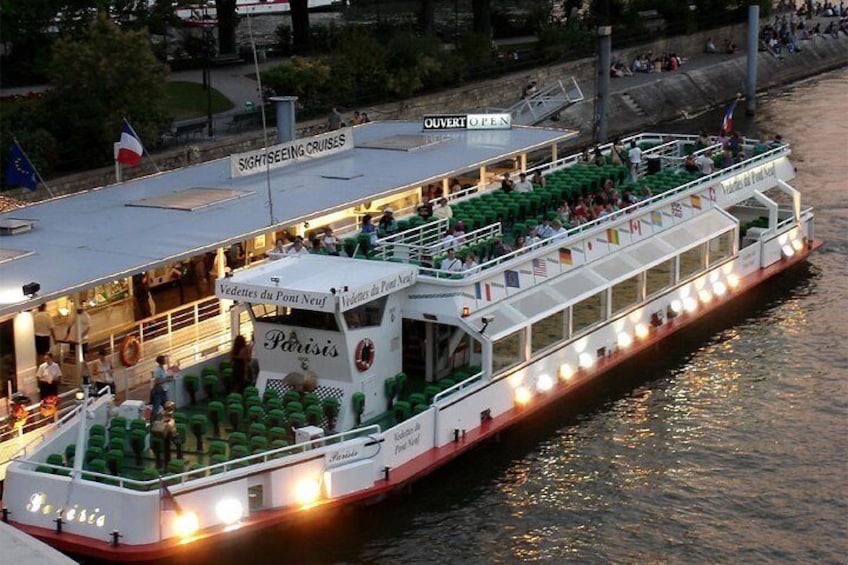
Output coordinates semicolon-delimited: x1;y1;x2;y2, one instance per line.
532;258;547;277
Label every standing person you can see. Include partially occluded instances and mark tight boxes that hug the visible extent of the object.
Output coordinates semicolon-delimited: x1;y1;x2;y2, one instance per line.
230;335;251;394
36;353;61;400
228;243;245;270
92;348;115;395
610;137;627;166
627;140;643;182
328;107;342;130
65;305;92;356
133;273;152;320
33;304;56;357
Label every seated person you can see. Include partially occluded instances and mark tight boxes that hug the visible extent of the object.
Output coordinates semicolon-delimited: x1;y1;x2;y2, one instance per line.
416;197;433;220
441;228;459;251
500;173;514;193
433;198;453;220
462;253;479;272
378;207;399;235
549;220;568;240
513;172;534;192
684;154;699;172
492;239;511;258
705;37;717;53
440;249;463;273
695;153;714;175
361;214;378;245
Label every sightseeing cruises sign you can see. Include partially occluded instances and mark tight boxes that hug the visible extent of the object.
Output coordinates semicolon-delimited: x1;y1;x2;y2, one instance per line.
230;127;353;178
422;113;512;131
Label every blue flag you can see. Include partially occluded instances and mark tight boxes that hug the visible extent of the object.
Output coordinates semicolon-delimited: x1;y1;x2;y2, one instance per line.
5;142;38;190
504;270;520;289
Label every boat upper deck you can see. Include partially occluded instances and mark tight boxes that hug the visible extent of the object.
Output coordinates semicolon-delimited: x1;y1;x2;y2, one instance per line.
0;121;575;317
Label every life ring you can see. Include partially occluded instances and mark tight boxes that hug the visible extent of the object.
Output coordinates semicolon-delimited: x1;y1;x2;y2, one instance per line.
120;336;142;367
354;338;375;372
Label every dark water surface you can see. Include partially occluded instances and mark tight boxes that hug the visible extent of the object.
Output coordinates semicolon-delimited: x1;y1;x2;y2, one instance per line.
86;70;848;565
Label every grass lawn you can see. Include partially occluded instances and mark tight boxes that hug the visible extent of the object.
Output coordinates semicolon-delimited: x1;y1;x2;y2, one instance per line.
165;81;233;120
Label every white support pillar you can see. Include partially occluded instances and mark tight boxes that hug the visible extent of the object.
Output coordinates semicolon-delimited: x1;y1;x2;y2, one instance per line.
520;153;527;172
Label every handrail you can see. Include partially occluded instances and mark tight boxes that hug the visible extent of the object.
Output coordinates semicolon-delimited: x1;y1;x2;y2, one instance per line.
13;424;383;490
433;371;485;405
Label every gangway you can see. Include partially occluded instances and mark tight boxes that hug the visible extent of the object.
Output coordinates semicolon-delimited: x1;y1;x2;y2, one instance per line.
491;77;584;126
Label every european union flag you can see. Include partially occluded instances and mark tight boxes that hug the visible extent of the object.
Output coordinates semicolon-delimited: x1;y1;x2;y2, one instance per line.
5;143;38;190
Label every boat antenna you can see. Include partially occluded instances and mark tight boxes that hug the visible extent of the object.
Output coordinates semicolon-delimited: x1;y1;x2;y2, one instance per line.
246;12;276;227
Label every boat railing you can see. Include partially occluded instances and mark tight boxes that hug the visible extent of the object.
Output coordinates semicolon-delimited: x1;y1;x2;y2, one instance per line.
414;143;792;281
14;424;382;491
432;371;486;405
394;223;503;272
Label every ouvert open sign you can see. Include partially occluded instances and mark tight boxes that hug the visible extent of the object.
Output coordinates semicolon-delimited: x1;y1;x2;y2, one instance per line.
422;113;512;131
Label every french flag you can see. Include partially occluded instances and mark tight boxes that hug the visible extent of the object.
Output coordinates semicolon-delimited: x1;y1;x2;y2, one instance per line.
116;121;144;166
720;99;737;134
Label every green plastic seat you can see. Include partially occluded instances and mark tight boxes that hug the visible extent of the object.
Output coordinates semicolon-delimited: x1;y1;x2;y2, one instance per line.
208;440;227;459
424;385;441;403
269;439;290;456
437;378;456;391
248;422;266;439
306;405;324;426
109;427;126;442
302;393;320;408
262;389;279;404
46;453;66;473
267;409;287;429
84;459;107;481
109;417;128;432
130;419;147;432
190;414;209;452
227;393;243;406
289;412;306;429
129;428;147;466
65;444;76;466
228;432;247;448
413;403;428;415
393;400;411;422
202;366;218;377
408;392;426;407
244;386;259;398
183;374;200;405
88;435;106;451
166;459;187;475
209;454;228;474
282;391;301;405
203;373;219;400
247;405;265;424
285;401;304;414
89;424;106;438
108;437;125;453
105;449;124;475
227;403;244;431
208;401;225;437
266;398;283;412
250;435;269;453
245;395;262;410
268;426;288;442
173;412;188;426
230;444;250;466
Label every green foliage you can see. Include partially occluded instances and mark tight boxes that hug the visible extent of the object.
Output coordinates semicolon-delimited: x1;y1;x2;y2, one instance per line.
384;32;445;98
165;81;233;120
45;14;170;169
261;57;332;113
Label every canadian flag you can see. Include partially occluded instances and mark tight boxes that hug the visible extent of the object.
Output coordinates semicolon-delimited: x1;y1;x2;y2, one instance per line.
116;121;144;166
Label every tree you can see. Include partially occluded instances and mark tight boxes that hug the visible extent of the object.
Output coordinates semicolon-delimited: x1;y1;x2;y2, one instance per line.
472;0;492;38
46;14;170;168
290;0;312;54
215;0;238;56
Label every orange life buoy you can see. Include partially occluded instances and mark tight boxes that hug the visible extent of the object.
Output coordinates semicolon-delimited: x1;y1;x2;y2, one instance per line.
354;338;375;372
120;336;142;367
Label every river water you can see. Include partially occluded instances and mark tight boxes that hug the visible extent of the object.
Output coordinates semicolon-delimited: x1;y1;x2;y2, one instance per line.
86;70;848;565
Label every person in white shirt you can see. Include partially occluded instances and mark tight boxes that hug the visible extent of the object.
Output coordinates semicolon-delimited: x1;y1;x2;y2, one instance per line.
433;198;453;220
440;249;463;273
323;227;339;256
695;153;714;175
462;253;479;272
65;306;92;356
526;227;541;245
287;236;310;257
536;219;554;239
33;304;56;356
92;348;115;395
549;220;568;240
440;228;459;252
627;140;643;182
36;352;62;399
513;172;534;193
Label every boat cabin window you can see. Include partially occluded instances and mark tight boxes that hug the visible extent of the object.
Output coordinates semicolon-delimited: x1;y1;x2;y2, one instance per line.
611;274;643;316
492;330;524;374
645;259;675;298
250;304;340;332
531;309;566;355
708;231;734;266
571;292;605;335
343;297;387;329
678;244;706;280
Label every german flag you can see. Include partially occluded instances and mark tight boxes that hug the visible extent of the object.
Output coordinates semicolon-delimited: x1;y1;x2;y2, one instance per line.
559;248;573;265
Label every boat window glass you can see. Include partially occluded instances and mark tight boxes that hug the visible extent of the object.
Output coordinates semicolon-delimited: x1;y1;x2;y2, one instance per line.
611;274;642;316
708;231;734;266
645;259;674;298
678;244;706;280
492;331;523;374
572;292;605;335
531;310;565;354
250;304;339;332
343;296;388;329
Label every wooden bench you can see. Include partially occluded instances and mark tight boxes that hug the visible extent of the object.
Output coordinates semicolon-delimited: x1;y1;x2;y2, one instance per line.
225;110;261;132
160;120;207;146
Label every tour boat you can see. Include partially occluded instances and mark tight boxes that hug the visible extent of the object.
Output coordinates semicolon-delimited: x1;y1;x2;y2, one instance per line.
0;117;819;562
175;0;342;22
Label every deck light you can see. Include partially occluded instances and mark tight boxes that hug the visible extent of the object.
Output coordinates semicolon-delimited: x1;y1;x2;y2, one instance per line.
514;386;532;406
792;239;804;252
669;300;683;314
294;478;321;508
578;352;594;369
536;374;554;392
782;244;795;257
698;289;713;304
215;499;243;525
712;281;727;297
683;297;698;313
461;307;470;317
173;511;199;539
74;390;85;402
634;323;649;339
559;363;574;381
617;332;633;349
726;274;740;289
